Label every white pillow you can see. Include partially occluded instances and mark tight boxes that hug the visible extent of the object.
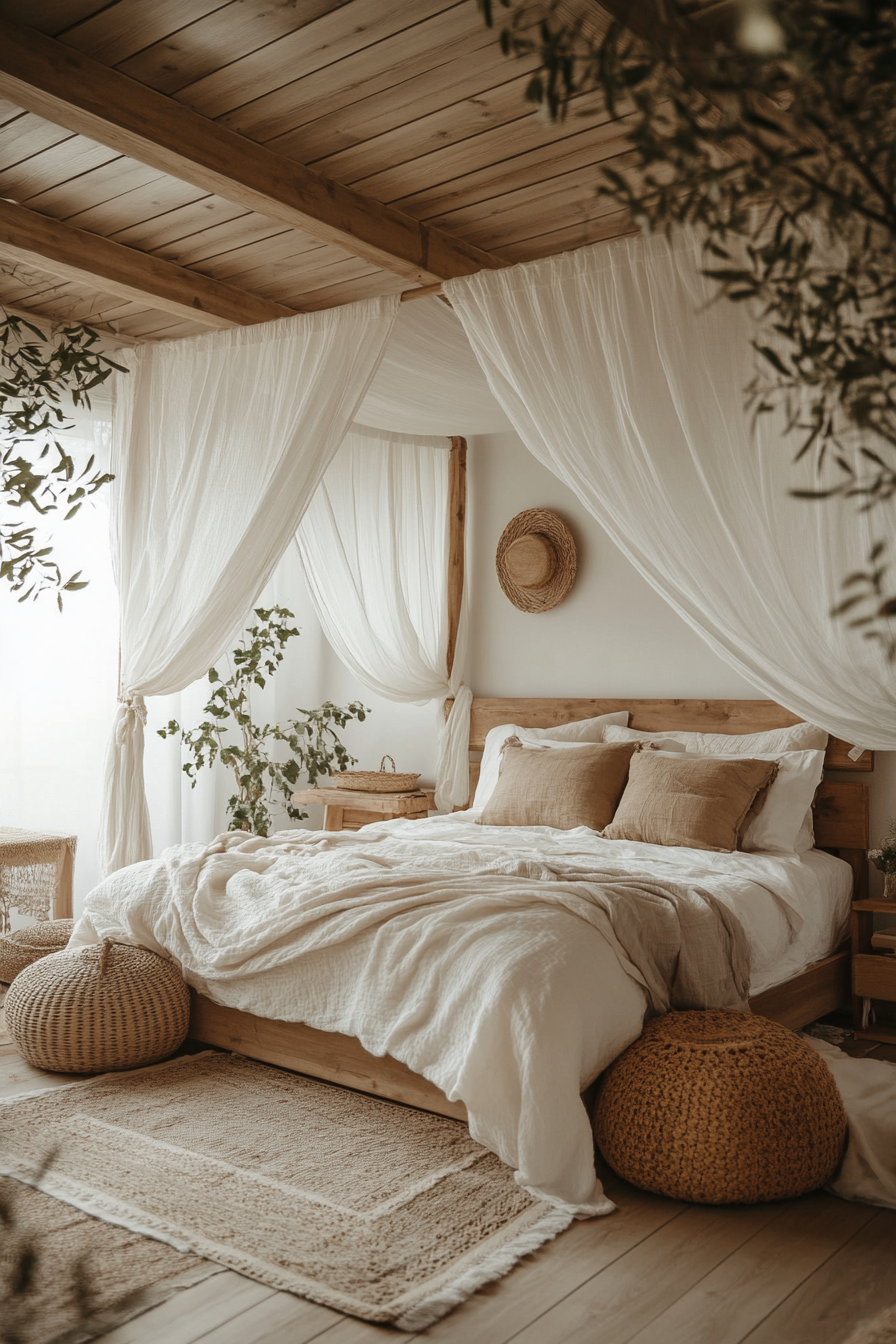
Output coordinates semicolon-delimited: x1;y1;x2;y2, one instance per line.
604;721;828;756
472;711;629;810
645;748;826;853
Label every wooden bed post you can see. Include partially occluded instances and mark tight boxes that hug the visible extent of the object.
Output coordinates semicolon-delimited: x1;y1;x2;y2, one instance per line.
446;436;467;679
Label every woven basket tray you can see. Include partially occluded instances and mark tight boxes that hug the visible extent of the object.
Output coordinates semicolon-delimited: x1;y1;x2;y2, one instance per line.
0;919;74;983
330;755;420;793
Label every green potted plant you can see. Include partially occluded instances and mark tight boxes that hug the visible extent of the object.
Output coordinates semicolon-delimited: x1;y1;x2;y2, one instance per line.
159;606;368;836
869;824;896;901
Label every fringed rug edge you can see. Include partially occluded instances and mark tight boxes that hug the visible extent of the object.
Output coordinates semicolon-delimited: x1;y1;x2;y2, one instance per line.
393;1200;575;1331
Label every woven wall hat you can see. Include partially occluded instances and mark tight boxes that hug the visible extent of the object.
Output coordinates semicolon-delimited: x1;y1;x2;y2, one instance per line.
495;508;577;613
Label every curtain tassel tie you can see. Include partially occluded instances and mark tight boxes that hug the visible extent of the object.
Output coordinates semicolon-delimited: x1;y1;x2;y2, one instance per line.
115;693;148;745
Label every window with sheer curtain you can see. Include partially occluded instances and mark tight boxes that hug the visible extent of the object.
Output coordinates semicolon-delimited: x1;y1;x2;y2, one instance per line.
0;407;391;911
0;403;116;907
296;424;471;813
0;400;228;908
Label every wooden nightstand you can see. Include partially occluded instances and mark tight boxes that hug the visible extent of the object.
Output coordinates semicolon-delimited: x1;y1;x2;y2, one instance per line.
290;787;436;832
851;898;896;1045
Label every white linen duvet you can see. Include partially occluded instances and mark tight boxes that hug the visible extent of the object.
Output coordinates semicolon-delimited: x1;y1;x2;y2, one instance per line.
71;813;851;1217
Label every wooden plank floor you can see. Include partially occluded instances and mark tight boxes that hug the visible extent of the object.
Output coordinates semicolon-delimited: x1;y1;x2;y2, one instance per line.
1;1005;894;1344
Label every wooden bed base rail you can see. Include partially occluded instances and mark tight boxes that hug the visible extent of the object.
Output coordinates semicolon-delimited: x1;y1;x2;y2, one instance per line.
189;992;469;1122
190;948;852;1124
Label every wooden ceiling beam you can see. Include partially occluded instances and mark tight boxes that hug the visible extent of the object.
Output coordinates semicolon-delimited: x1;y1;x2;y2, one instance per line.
0;18;501;287
0;197;295;328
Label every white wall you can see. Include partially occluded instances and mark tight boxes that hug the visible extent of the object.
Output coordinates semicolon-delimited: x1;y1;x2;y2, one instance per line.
4;424;892;913
467;432;759;699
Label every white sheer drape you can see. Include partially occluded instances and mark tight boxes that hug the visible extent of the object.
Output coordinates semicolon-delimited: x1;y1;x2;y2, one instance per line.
99;296;399;876
445;233;896;751
296;425;471;810
355;298;510;435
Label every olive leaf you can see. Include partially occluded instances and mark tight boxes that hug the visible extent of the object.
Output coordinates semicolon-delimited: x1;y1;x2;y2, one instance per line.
1;1158;151;1344
479;0;896;656
0;309;126;607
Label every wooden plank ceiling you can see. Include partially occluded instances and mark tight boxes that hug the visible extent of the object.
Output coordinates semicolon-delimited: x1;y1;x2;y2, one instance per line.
0;0;641;342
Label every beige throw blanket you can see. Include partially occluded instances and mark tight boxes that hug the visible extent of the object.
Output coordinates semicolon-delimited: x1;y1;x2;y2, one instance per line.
546;857;751;1013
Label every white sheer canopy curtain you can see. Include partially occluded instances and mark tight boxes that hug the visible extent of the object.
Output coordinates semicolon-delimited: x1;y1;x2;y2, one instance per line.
99;295;400;878
296;425;471;811
354;295;510;435
445;232;896;750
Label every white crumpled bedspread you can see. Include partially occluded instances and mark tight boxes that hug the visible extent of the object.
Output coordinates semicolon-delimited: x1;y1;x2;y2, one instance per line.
804;1036;896;1211
71;813;826;1216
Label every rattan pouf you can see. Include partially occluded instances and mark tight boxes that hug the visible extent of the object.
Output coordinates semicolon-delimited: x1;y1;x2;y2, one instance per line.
0;919;74;983
594;1011;847;1204
4;939;190;1073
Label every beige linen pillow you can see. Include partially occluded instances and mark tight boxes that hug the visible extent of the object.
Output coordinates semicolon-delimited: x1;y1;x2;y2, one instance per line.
478;738;637;831
640;748;825;853
472;711;630;810
603;721;828;755
602;752;779;852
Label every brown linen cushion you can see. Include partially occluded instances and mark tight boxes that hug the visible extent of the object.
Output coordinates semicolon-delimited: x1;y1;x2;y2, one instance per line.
602;752;779;852
478;738;638;831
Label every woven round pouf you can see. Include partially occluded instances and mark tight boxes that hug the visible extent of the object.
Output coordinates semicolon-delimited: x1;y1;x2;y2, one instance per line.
594;1011;847;1204
0;919;74;983
4;939;190;1073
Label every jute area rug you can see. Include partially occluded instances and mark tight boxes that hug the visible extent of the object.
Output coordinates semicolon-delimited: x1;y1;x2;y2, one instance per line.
0;1178;216;1344
0;1051;571;1330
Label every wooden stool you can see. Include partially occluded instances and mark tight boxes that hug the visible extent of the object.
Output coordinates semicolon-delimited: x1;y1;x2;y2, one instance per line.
290;787;436;832
0;828;76;933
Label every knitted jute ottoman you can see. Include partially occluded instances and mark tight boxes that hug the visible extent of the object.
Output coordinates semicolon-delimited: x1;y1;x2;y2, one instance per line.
0;919;74;983
594;1011;847;1204
5;939;190;1073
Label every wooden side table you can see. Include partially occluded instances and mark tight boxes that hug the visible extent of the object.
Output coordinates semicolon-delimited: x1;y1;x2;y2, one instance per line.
290;787;436;833
851;897;896;1045
0;828;76;932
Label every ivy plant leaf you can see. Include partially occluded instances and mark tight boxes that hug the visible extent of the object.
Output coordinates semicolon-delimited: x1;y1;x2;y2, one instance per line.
156;606;370;835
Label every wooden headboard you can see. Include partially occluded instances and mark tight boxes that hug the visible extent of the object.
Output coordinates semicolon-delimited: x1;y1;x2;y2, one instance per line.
450;697;871;898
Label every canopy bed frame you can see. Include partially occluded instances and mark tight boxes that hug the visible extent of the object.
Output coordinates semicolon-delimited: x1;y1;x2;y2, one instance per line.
188;696;870;1123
